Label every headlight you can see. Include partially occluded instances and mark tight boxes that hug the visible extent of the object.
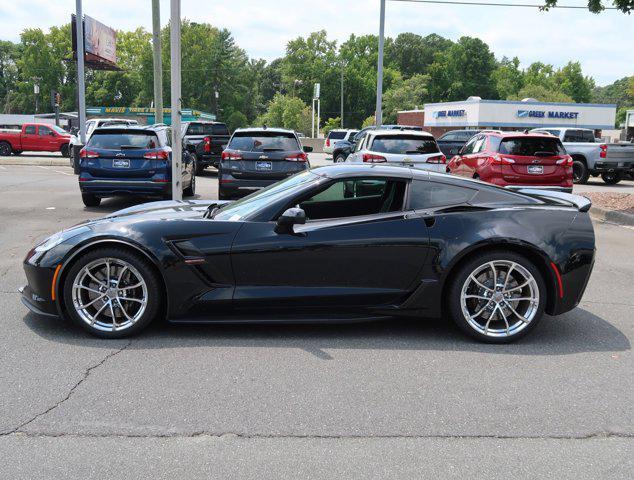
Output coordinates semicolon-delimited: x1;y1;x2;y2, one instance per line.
34;226;91;253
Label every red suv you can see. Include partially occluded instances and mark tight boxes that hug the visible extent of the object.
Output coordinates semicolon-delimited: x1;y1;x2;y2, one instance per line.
447;131;573;192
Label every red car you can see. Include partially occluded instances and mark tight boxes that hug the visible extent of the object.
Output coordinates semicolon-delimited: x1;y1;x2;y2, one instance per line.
0;123;71;157
447;131;573;192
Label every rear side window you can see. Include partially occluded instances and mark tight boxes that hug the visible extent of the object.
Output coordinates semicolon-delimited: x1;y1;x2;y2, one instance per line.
498;137;565;156
327;131;347;140
228;132;300;152
563;130;594;143
409;180;477;210
186;123;229;136
87;131;160;150
371;135;438;155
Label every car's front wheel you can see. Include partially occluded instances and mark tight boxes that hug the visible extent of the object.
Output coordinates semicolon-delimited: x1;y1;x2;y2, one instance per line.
62;247;162;338
447;251;546;343
60;144;70;158
334;154;347;163
81;193;101;207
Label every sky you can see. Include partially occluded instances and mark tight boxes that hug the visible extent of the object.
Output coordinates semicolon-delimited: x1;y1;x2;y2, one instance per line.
0;0;632;86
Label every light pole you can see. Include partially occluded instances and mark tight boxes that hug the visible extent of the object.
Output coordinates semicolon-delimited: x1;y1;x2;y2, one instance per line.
375;0;386;127
340;61;346;128
152;0;163;124
170;0;182;201
75;0;87;145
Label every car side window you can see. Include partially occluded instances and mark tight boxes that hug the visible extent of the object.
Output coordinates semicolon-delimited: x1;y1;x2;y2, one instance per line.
440;132;458;141
355;134;367;152
472;135;486;153
24;125;36;135
38;126;52;136
461;136;478;154
298;177;406;221
408;180;477;210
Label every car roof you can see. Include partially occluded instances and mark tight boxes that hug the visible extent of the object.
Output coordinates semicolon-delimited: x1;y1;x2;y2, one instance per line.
365;129;434;138
233;127;296;135
182;120;225;125
486;131;559;139
92;118;137;123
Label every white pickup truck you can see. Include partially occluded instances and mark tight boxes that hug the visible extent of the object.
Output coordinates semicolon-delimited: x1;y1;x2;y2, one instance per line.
531;127;634;185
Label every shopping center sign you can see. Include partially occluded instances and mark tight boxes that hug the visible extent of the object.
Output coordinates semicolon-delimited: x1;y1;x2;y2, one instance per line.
517;110;579;120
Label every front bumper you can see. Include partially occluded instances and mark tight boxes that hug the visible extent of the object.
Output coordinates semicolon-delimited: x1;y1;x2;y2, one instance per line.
20;286;59;318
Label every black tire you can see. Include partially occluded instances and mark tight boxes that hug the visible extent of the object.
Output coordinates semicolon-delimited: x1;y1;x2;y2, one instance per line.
81;193;101;207
194;156;206;176
446;250;546;343
184;169;196;197
572;158;589;184
334;154;347;163
601;172;621;185
62;247;162;338
218;188;230;200
0;141;11;157
60;144;70;158
12;150;22;155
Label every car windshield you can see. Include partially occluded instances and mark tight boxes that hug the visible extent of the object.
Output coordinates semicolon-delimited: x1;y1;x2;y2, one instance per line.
328;131;347;140
371;135;439;154
51;125;67;134
87;132;159;150
185;123;229;136
214;171;317;221
498;137;565;156
228;131;300;152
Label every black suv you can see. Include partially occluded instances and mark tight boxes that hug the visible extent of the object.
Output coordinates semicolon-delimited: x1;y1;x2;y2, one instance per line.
436;130;481;157
181;121;231;174
218;128;312;199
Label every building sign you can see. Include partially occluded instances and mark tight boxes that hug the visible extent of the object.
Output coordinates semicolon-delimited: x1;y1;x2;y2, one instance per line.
433;109;466;119
517;110;579;120
84;16;117;64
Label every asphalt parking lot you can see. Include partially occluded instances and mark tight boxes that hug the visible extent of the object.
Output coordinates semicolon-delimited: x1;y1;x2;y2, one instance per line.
0;162;632;478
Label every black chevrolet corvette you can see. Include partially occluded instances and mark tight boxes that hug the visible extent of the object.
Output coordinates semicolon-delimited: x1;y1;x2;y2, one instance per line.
21;165;595;343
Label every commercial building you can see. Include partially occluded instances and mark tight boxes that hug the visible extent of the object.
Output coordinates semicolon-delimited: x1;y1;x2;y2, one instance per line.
398;97;617;138
85;106;216;125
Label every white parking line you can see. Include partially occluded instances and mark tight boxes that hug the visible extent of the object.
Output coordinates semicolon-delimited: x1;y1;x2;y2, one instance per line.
36;165;50;170
0;165;6;170
53;169;73;176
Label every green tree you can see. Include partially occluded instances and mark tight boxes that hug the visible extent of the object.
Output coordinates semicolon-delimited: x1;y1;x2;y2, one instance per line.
385;33;452;79
259;93;310;132
554;61;595;103
322;117;341;135
509;84;574;103
361;115;375;128
0;40;21;113
492;57;524;99
226;110;247;132
543;0;632;14
382;74;429;124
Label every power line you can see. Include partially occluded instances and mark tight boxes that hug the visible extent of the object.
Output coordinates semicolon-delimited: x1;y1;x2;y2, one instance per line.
388;0;619;9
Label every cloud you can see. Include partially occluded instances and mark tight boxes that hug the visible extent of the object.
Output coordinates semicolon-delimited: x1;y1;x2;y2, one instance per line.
0;0;631;85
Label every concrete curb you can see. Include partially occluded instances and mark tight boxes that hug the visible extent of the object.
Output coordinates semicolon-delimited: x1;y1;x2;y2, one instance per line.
590;205;634;227
0;158;69;167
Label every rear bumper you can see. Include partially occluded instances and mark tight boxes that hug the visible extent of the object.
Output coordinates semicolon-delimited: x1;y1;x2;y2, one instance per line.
79;179;171;197
219;178;283;197
197;154;222;168
592;161;634;174
505;184;573;193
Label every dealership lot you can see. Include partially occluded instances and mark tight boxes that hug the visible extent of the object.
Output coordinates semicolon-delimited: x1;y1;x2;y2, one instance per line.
0;164;632;477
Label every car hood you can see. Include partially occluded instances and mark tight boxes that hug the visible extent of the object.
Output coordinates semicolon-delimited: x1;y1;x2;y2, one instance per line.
81;199;233;226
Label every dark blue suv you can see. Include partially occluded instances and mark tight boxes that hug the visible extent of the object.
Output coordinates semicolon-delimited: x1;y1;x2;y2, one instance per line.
78;125;195;207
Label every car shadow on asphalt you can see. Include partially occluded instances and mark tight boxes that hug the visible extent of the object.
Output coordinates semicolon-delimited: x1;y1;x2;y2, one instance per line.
22;307;630;358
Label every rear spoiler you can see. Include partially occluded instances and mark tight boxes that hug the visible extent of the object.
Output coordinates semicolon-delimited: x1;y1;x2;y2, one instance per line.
507;187;592;212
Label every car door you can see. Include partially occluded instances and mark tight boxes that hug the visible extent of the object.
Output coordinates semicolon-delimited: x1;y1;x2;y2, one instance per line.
461;134;487;177
230;176;432;310
21;125;39;150
451;135;477;177
37;125;56;151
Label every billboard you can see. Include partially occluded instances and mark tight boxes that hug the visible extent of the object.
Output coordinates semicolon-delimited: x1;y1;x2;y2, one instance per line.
84;15;116;64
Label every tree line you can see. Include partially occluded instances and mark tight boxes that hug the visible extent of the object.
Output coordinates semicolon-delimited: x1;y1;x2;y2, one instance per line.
0;22;632;132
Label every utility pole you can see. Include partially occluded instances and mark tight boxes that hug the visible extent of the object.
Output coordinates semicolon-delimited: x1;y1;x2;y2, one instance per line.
340;63;344;128
375;0;386;127
170;0;182;201
152;0;163;124
75;0;87;145
33;82;40;113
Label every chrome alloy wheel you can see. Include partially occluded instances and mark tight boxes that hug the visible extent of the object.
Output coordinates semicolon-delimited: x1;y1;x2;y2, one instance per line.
460;260;539;338
71;258;148;332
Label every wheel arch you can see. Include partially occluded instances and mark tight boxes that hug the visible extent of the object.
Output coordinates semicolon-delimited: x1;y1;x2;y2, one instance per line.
439;240;558;316
54;238;169;319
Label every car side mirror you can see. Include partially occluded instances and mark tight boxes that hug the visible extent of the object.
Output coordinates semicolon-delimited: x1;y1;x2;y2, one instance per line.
275;207;306;234
302;145;313;153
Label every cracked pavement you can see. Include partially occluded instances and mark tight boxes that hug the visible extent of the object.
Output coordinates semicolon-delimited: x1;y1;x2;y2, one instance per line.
0;165;632;478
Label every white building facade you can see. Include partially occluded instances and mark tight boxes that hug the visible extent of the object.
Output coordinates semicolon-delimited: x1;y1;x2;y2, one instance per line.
423;98;616;131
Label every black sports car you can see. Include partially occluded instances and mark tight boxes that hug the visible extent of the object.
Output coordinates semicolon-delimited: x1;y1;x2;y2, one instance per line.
21;165;596;343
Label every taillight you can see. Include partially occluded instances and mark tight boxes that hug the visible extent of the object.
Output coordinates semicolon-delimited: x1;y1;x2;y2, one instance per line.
143;149;170;160
79;149;99;159
600;144;607;159
362;153;387;163
284;152;308;162
490;155;515;165
426;154;446;164
203;136;211;153
556;155;573;167
221;151;242;161
325;138;330;147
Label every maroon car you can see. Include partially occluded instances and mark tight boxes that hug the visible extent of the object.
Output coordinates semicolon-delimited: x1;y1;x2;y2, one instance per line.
447;131;573;192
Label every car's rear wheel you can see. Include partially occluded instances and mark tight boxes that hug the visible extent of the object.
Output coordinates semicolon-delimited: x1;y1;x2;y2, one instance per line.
601;172;621;185
447;251;546;343
184;169;196;197
60;144;70;158
334;154;346;163
81;193;101;207
0;141;11;156
63;248;161;338
572;158;589;184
